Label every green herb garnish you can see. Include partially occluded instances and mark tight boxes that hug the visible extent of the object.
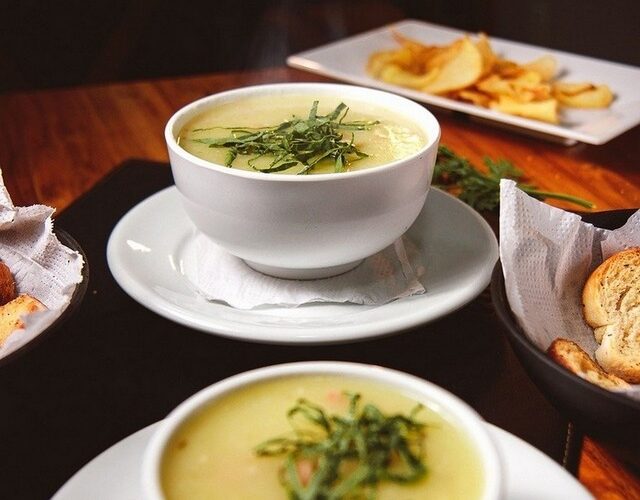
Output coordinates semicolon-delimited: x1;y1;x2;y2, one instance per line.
193;101;379;175
434;145;594;211
255;393;427;499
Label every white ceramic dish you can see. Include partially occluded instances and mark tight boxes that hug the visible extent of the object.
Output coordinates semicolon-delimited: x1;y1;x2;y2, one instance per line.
287;19;640;146
141;362;503;499
106;185;498;344
167;82;440;279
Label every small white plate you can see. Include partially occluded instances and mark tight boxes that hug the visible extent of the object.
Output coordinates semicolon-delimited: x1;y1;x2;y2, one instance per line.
107;186;498;344
287;19;640;145
52;421;592;500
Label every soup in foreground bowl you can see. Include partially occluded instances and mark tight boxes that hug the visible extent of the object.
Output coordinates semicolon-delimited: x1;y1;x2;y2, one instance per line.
160;375;484;499
178;95;426;175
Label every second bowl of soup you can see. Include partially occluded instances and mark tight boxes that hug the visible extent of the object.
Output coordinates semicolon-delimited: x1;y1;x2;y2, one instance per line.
166;83;440;279
143;362;502;499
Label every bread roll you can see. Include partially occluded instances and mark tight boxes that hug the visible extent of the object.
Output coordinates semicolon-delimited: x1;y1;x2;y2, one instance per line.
0;294;46;346
547;338;629;390
583;247;640;383
0;260;16;306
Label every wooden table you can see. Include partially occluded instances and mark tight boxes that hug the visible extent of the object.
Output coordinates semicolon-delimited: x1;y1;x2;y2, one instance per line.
1;66;639;498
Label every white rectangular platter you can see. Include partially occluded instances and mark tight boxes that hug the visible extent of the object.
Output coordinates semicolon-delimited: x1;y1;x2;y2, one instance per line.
287;19;640;145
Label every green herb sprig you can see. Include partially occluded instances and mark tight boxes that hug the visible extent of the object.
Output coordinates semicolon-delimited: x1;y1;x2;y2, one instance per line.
434;145;594;211
193;101;379;175
255;393;427;499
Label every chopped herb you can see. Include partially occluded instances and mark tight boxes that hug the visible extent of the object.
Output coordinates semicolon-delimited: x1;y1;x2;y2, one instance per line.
192;101;379;175
434;145;594;211
255;393;427;499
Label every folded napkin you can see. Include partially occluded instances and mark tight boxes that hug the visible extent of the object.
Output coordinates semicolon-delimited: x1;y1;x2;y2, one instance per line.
499;179;640;398
182;234;426;309
0;171;84;358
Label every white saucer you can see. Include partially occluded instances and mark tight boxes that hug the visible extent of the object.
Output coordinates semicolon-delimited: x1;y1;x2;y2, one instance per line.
106;186;498;344
52;421;592;500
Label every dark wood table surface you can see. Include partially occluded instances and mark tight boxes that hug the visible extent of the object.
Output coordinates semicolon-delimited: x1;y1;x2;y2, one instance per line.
1;66;639;499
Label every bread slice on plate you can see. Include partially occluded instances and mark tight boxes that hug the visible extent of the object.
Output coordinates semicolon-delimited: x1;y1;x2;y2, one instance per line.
0;294;46;346
548;338;629;390
0;260;16;306
583;247;640;384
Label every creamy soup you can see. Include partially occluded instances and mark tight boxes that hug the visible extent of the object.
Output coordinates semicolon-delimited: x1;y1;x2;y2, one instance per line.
161;376;485;499
178;95;426;174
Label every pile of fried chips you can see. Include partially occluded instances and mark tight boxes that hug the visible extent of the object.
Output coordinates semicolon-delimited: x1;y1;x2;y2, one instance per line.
367;32;613;123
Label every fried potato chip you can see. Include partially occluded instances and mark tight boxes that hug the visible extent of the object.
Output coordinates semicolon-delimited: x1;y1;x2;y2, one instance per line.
552;82;595;96
511;70;543;87
421;37;483;94
493;59;525;78
553;84;614;108
490;95;559;123
454;89;492;107
476;33;497;76
391;31;437;60
523;55;557;81
387;31;451;74
377;64;440;89
529;84;552;101
477;74;514;96
366;31;613;123
477;72;550;102
366;50;399;77
367;49;419;76
510;72;552;101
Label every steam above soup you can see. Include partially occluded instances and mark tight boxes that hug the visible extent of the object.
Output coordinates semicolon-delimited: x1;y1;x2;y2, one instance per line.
160;375;485;499
178;95;426;174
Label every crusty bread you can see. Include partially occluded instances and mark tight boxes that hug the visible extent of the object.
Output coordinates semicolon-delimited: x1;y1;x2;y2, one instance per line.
547;338;629;390
0;260;16;306
583;247;640;383
0;294;46;346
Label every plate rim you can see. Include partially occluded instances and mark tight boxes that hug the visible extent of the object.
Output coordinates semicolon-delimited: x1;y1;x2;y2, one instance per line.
287;18;640;146
106;186;498;345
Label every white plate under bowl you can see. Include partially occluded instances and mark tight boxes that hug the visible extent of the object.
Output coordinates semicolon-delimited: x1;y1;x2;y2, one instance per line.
106;186;498;344
287;19;640;145
52;421;592;500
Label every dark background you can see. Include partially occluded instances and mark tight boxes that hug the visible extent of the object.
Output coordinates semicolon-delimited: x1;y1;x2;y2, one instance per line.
0;0;638;93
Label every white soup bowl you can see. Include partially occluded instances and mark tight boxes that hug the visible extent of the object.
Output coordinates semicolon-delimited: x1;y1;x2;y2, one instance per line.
166;83;440;279
142;361;503;499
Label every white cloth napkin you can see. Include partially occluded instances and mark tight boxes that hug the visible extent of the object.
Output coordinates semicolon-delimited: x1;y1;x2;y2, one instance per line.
0;171;84;359
499;179;640;398
182;233;426;309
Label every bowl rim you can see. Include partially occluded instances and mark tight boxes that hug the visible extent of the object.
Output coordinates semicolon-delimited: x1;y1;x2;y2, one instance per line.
491;260;640;412
165;82;441;182
142;361;503;500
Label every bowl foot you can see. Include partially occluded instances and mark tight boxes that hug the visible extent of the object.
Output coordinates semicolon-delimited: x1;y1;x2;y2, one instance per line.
243;259;364;280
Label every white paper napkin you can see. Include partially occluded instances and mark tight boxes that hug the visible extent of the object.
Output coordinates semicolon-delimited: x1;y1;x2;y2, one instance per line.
0;171;84;359
182;233;426;309
499;179;640;398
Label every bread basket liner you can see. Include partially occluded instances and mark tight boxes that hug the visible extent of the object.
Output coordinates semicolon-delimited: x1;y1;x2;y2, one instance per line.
0;171;84;359
499;179;640;399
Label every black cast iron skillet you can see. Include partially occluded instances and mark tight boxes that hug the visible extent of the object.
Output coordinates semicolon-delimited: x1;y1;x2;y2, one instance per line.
491;209;640;467
0;228;89;368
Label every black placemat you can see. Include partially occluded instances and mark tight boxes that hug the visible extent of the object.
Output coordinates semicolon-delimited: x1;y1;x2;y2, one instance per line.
0;161;580;499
